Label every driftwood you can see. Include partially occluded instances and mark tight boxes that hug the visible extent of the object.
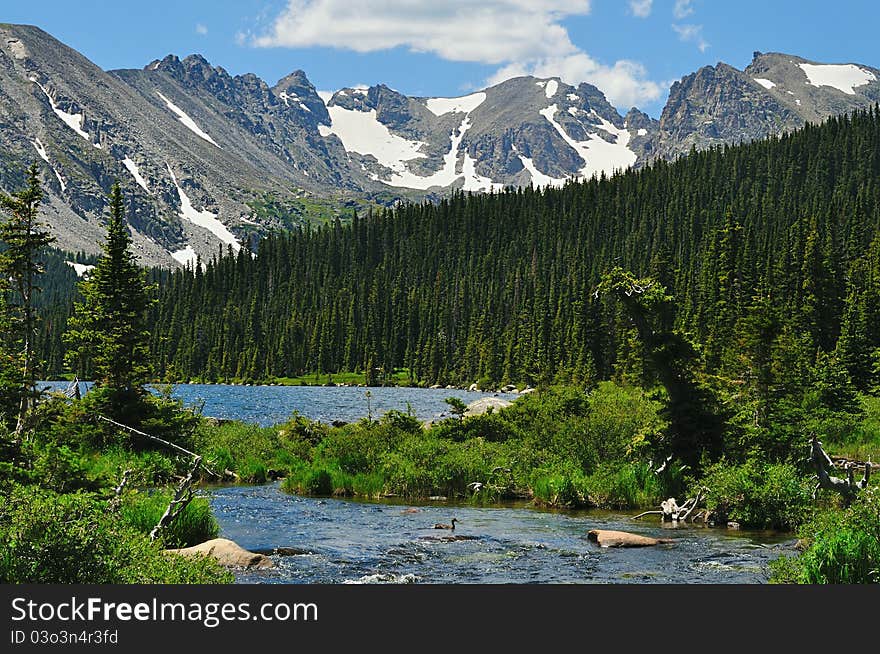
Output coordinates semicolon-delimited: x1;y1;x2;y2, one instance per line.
633;489;707;523
150;456;202;542
810;436;870;505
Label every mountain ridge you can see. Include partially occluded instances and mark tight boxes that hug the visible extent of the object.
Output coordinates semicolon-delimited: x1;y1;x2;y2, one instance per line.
1;24;879;267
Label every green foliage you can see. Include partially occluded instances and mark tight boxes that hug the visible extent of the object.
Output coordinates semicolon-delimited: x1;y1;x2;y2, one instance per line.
444;396;468;420
771;490;880;584
0;163;54;428
64;183;157;416
0;484;231;583
701;459;813;530
119;490;219;548
267;387;668;505
304;468;333;495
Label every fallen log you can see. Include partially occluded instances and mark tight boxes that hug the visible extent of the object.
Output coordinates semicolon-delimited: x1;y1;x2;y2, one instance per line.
810;436;870;505
96;414;219;478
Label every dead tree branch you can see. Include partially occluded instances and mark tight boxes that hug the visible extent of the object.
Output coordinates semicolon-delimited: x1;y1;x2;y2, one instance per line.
96;414;218;478
108;468;133;511
810;436;870;505
149;456;201;543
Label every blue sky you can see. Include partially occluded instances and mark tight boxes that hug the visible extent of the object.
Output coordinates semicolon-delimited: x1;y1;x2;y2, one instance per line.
4;1;879;116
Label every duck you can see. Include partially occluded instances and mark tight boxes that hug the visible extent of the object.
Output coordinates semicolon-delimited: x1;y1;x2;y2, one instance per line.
434;518;458;530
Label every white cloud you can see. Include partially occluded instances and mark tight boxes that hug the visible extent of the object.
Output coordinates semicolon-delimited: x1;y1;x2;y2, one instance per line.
629;0;653;18
196;23;208;36
673;0;694;19
255;0;664;110
488;54;663;109
255;1;592;64
672;23;709;52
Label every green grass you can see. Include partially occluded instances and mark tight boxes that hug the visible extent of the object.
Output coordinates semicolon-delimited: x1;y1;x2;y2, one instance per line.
119;490;219;548
771;491;880;584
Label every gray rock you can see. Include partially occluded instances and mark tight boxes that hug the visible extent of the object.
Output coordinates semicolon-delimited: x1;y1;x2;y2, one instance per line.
464;397;512;417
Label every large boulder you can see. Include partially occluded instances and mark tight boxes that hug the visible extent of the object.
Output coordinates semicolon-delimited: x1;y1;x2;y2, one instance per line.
166;538;275;569
587;530;674;548
464;397;512;417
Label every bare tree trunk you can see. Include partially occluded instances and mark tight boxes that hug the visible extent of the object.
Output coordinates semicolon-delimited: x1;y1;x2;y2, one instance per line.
108;469;133;512
810;436;870;505
150;456;201;543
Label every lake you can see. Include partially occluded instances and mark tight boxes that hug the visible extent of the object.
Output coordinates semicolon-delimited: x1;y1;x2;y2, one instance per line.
39;381;498;426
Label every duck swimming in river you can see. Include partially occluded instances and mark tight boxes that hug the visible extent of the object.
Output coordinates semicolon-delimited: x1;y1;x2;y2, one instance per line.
434;518;458;530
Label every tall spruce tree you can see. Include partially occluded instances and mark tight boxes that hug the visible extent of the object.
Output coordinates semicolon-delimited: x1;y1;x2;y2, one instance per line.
64;183;156;415
0;164;54;434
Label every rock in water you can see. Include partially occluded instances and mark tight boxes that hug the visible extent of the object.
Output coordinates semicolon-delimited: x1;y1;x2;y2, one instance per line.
587;530;674;548
166;537;275;569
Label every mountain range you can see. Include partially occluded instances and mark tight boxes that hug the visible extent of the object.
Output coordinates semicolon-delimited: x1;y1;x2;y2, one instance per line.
1;23;879;267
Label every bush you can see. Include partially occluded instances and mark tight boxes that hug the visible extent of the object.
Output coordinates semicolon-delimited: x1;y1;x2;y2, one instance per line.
771;489;880;584
305;469;333;495
701;459;813;530
119;490;219;548
0;484;231;583
584;462;667;510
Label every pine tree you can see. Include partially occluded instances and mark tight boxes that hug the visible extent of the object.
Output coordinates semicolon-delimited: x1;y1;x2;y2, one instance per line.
64;183;156;415
0;164;54;433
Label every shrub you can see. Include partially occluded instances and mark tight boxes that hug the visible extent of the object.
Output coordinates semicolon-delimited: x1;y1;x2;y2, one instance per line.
771;489;880;584
701;459;813;530
305;469;333;495
238;458;268;484
0;484;230;583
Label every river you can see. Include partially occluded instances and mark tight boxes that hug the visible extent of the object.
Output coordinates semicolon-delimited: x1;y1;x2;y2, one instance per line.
209;483;793;584
41;381;797;582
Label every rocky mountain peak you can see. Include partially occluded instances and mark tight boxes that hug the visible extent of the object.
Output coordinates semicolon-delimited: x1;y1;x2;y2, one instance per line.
273;70;330;123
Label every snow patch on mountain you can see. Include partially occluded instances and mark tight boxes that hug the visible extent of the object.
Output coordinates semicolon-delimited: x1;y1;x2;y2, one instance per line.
539;104;636;179
31;138;66;192
122;157;149;192
34;81;91;144
425;92;486;117
798;63;875;95
374;113;501;192
171;245;199;268
66;261;94;277
517;154;566;188
544;79;559;99
156;91;220;147
460;149;504;193
754;78;776;89
167;164;239;251
320;105;426;171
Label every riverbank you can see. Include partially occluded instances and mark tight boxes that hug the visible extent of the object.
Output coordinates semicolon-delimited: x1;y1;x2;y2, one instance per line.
4;383;879;584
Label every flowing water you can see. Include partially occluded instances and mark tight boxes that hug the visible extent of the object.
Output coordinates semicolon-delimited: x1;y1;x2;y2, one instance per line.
208;483;796;584
40;381;797;583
